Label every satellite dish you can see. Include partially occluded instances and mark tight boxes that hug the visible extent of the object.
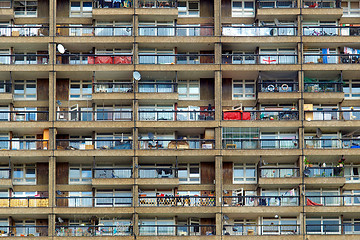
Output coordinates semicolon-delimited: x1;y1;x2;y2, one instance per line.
133;71;141;81
57;44;65;54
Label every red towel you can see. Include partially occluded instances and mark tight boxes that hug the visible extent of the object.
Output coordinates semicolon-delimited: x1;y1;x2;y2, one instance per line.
306;198;323;206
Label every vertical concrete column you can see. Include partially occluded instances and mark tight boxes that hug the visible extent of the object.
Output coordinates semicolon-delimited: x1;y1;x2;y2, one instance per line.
214;71;222;121
298;126;304;150
298;70;304;121
133;213;139;236
297;15;302;37
133;156;139;207
48;214;56;237
49;0;57;36
299;212;305;236
215;213;222;236
213;0;221;36
133;0;138;9
49;127;57;151
297;42;302;65
48;156;56;208
133;123;138;150
215;156;222;206
133;43;139;65
133;15;139;36
49;71;56;122
133;92;139;121
215;42;222;65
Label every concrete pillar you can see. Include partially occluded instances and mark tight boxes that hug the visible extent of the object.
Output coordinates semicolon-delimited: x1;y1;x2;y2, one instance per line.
215;213;222;236
215;42;222;65
133;156;139;207
48;156;56;208
133;213;139;236
48;214;56;237
133;43;139;65
49;71;56;122
133;127;138;150
215;156;222;206
133;15;139;36
49;0;57;37
214;71;222;121
213;0;221;36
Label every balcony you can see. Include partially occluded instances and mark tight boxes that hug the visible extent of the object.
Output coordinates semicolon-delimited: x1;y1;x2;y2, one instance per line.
0;169;11;188
139;110;215;121
0;54;49;65
138;139;215;150
222;54;297;64
94;168;132;178
256;0;299;20
139;224;216;236
223;110;299;121
138;26;214;36
304;139;360;149
56;139;132;150
56;110;132;121
303;0;340;8
94;82;133;93
222;26;297;37
258;81;299;93
55;196;132;207
302;0;343;20
222;139;299;149
304;167;345;186
223;196;299;207
302;26;359;36
0;197;48;207
0;110;49;121
56;225;132;237
138;196;215;207
0;1;13;20
259;167;300;186
0;140;48;150
304;54;360;65
56;54;133;65
304;110;360;121
1;225;48;237
223;224;300;236
306;223;358;235
139;54;214;64
0;26;48;37
56;26;133;37
305;195;360;206
138;0;176;8
138;82;177;93
304;81;343;92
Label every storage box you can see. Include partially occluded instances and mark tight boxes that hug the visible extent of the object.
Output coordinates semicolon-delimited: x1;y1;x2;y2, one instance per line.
12;31;19;36
85;144;94;150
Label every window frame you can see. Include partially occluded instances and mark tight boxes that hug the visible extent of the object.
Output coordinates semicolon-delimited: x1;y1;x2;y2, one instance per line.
69;164;92;184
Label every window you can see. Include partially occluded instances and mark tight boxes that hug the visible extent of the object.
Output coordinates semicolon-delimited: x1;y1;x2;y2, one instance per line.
99;219;132;236
232;0;254;17
139;218;175;236
232;80;255;99
138;80;174;93
344;79;360;98
0;134;9;150
342;0;360;17
139;21;174;36
95;189;132;207
70;0;92;17
139;164;174;178
344;218;360;234
139;49;174;64
303;21;337;36
345;164;360;182
178;1;199;16
0;219;9;236
95;132;132;149
260;48;297;64
261;189;299;206
233;163;256;183
15;220;36;236
178;80;200;100
262;217;298;235
260;132;298;149
306;217;340;234
68;192;92;207
0;49;10;64
14;80;36;100
177;52;201;64
95;164;132;178
178;163;200;183
69;164;92;184
343;190;360;205
303;48;337;64
14;0;37;17
13;164;36;185
139;104;174;121
69;80;92;100
14;107;37;121
68;24;92;36
96;105;132;121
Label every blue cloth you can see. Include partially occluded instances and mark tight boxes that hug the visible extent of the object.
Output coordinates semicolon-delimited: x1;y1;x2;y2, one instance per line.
322;48;328;64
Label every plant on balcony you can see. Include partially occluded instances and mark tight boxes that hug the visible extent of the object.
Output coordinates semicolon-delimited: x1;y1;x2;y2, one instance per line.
304;157;312;167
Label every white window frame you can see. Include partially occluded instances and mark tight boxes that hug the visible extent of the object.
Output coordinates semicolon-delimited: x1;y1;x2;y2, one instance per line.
261;217;298;235
139;218;175;236
13;164;36;185
14;80;37;100
344;79;360;99
178;0;200;17
306;217;340;235
178;163;200;184
68;191;92;207
70;0;92;17
178;80;200;100
233;163;256;183
231;0;255;17
232;79;255;99
69;80;92;100
14;0;37;17
95;189;132;207
98;218;132;236
95;21;132;36
0;49;10;64
69;164;92;184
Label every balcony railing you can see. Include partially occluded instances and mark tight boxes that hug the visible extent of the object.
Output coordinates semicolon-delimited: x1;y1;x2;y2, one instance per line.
56;139;132;150
260;167;300;178
56;225;132;237
258;81;299;92
303;0;341;8
304;82;343;92
138;26;213;36
0;111;49;121
223;224;300;235
138;54;214;64
304;138;360;149
94;82;133;93
138;110;215;121
56;110;132;121
93;0;133;8
223;196;299;207
304;110;360;120
0;54;49;65
57;26;132;37
0;26;48;37
304;54;360;64
222;54;297;64
138;0;176;8
306;195;360;206
139;196;215;207
139;167;177;178
304;167;344;177
257;0;297;8
94;168;132;178
139;225;216;236
56;54;133;65
306;224;353;235
223;110;299;121
0;140;48;150
138;139;215;150
222;26;297;36
138;82;177;93
223;139;299;149
4;225;48;237
302;26;356;36
56;196;132;207
0;197;48;207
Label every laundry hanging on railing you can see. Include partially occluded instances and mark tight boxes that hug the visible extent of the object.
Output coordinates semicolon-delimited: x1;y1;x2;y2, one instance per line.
322;48;329;64
344;47;360;54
